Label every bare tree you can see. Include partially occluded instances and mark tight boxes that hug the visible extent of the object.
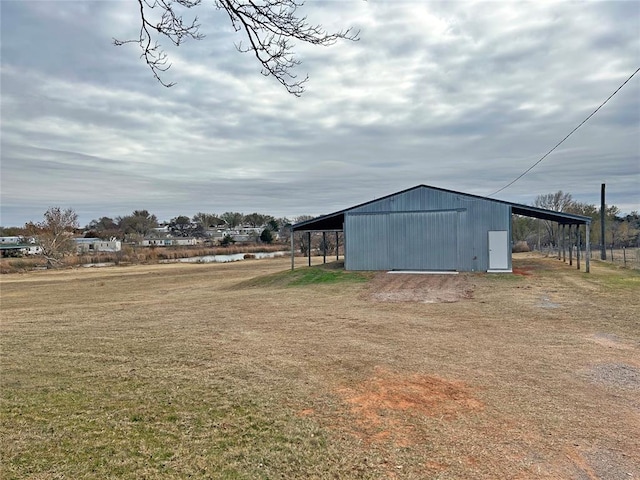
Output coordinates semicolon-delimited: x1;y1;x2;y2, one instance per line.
117;210;159;238
243;212;273;227
534;191;575;247
534;191;574;213
293;214;314;223
26;207;79;267
86;216;121;240
193;212;223;229
113;0;358;94
221;211;244;228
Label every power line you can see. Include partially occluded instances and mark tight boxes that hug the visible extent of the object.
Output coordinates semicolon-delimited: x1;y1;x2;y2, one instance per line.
488;66;640;197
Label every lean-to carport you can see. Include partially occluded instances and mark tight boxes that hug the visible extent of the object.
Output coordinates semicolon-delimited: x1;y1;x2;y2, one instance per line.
510;204;592;272
290;211;345;270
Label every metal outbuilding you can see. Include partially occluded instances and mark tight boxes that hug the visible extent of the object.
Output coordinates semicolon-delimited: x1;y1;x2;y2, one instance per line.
291;185;592;273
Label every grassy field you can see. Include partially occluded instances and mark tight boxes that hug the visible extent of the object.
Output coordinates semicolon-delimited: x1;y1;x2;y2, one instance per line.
1;254;639;479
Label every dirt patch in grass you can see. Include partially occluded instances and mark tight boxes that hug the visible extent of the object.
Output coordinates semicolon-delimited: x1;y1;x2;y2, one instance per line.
337;368;483;446
512;267;533;276
366;273;474;303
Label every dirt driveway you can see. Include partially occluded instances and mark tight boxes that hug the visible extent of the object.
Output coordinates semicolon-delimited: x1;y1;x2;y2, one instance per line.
1;254;638;479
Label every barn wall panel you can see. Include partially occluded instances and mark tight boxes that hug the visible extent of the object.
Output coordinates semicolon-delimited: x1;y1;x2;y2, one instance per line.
345;214;390;270
389;211;458;270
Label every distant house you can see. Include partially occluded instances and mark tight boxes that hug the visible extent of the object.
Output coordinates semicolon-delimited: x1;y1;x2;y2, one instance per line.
0;243;42;256
74;238;122;253
22;245;43;255
152;226;170;235
141;238;172;247
0;236;23;244
205;229;226;241
0;236;42;256
140;237;199;247
205;226;264;243
172;237;199;246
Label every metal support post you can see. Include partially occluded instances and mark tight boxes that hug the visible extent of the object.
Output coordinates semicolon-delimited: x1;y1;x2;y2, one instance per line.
290;227;294;270
322;231;326;264
569;225;573;266
577;226;581;270
585;222;590;273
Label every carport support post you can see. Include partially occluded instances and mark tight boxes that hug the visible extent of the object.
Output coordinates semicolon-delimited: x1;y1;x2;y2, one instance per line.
557;224;561;260
290;227;295;271
585;223;591;273
322;232;326;264
562;224;566;262
336;231;339;261
307;232;311;267
577;227;581;270
569;225;573;266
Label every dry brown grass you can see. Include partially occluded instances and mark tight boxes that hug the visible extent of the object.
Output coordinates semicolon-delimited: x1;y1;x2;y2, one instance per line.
1;254;639;479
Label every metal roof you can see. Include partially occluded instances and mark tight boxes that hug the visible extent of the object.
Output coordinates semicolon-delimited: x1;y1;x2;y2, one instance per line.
292;184;591;232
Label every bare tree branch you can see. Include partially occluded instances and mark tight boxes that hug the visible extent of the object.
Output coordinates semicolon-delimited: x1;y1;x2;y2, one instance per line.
114;0;204;87
114;0;359;93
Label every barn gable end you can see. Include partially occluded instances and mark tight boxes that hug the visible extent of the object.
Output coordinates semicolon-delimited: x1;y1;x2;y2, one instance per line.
344;186;510;272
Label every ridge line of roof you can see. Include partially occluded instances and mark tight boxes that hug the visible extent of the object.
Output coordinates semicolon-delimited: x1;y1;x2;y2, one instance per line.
292;184;591;231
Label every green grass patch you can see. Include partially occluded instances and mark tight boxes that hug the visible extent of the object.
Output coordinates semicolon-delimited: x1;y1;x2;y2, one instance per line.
481;273;524;284
238;263;372;289
0;360;366;479
587;260;640;289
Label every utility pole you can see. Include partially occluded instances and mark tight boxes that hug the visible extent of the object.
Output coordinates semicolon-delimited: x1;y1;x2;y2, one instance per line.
600;183;606;260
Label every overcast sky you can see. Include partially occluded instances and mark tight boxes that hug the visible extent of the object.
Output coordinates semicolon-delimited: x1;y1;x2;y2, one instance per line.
1;0;639;227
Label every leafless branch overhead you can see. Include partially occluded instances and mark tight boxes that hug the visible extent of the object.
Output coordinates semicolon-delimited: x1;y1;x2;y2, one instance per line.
114;0;359;93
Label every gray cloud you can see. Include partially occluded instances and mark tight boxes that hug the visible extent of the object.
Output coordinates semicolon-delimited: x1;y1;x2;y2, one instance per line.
1;0;638;227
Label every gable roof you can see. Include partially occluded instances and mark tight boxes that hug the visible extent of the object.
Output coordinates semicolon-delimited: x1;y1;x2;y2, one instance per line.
292;184;591;231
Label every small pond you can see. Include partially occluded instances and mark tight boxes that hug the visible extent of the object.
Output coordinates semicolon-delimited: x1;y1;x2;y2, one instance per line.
160;251;288;264
80;251;289;268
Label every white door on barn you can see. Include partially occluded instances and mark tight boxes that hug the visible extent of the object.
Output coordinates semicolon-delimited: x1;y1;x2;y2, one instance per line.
488;230;510;271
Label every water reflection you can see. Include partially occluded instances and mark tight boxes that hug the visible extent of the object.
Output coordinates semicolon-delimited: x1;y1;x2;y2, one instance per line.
163;251;288;264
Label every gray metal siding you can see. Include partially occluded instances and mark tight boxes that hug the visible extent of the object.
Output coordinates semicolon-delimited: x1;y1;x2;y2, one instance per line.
345;186;511;271
344;214;390;270
350;187;471;214
389;211;458;270
459;200;511;272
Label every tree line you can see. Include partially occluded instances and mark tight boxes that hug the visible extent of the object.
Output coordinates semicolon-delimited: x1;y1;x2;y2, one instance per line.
0;209;310;241
0;208;316;266
83;210;295;240
513;191;639;249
